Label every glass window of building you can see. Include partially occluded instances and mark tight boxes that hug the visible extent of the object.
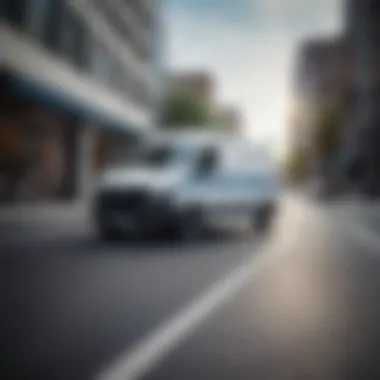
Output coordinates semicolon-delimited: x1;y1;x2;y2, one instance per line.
61;6;76;64
61;8;89;71
122;71;130;99
27;0;48;38
2;0;28;30
89;37;100;78
100;47;112;86
110;60;122;91
132;78;143;106
90;42;112;86
72;17;89;69
43;0;65;52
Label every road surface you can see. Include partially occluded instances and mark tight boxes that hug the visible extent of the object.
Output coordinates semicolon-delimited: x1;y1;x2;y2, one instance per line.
1;194;380;380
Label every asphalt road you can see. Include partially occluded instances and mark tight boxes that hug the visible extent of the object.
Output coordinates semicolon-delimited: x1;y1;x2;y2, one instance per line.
2;195;380;380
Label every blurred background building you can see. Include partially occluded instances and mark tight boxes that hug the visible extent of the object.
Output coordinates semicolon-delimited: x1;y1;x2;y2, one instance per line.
164;70;242;134
0;0;162;202
343;0;380;193
295;37;352;108
292;36;352;176
289;0;380;193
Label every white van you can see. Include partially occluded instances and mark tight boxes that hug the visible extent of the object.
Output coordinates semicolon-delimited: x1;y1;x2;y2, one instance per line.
93;132;279;240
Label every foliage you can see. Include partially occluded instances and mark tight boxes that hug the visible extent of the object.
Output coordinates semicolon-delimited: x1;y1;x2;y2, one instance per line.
282;144;311;183
160;90;212;129
313;103;343;161
284;102;344;183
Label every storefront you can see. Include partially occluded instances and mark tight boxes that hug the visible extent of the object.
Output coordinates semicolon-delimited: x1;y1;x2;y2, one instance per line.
0;96;143;203
0;94;83;202
0;61;146;202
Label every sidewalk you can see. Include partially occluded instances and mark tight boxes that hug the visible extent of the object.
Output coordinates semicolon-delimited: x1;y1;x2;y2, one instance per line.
294;186;380;236
347;206;380;235
0;201;92;245
325;195;380;236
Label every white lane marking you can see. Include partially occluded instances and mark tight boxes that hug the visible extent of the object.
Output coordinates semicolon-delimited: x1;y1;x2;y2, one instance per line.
95;241;281;380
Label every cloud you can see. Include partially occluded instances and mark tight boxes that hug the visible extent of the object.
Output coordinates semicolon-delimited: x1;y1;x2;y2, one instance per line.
165;0;257;26
256;0;343;35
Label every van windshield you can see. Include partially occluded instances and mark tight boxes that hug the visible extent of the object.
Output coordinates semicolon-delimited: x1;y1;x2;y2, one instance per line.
131;142;197;168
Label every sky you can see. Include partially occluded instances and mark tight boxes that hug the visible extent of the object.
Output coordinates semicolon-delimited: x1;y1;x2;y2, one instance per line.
163;0;344;156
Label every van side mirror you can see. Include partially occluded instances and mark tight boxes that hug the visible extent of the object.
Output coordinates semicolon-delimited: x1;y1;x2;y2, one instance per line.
194;149;218;177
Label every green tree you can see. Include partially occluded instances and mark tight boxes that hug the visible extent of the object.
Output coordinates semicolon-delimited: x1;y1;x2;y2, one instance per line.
160;90;212;129
313;103;343;161
283;102;344;184
283;144;311;183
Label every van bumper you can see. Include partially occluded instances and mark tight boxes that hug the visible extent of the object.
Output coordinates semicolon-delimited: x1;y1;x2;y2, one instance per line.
94;194;180;235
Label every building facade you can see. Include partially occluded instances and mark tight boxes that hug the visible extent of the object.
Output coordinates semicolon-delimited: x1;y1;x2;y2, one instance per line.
295;38;352;107
290;0;380;191
342;0;380;192
0;0;161;202
291;36;354;177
